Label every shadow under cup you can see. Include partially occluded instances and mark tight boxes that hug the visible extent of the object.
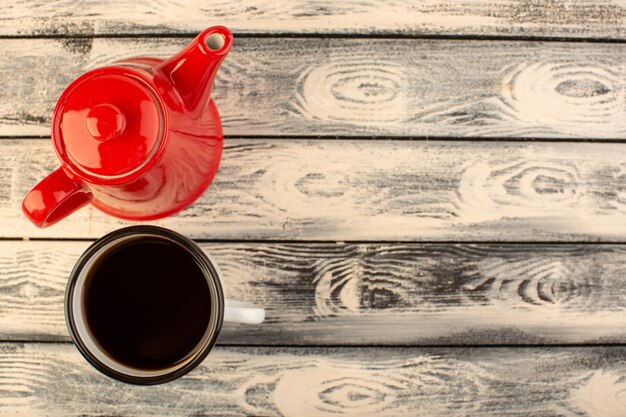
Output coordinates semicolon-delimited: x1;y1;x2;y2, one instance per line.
65;226;224;385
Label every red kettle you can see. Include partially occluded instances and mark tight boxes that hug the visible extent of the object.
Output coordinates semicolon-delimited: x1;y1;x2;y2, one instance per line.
22;26;233;228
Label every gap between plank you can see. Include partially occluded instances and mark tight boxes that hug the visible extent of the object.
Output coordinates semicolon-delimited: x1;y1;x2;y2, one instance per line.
1;135;625;144
2;237;625;245
2;340;626;349
0;32;625;44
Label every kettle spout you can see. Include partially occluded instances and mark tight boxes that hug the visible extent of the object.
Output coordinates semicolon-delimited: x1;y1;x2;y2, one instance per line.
157;26;232;118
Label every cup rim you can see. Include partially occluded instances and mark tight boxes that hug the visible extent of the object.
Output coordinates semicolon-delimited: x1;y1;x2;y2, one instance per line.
65;225;224;385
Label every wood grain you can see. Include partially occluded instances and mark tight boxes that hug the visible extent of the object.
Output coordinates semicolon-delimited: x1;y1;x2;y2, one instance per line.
0;343;625;416
1;139;625;241
1;240;625;345
2;1;626;39
1;38;625;138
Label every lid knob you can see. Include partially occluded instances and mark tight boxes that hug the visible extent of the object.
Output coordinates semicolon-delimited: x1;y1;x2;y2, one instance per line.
86;104;126;142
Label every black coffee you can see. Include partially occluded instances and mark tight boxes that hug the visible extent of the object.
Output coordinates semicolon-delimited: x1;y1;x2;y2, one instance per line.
83;236;211;371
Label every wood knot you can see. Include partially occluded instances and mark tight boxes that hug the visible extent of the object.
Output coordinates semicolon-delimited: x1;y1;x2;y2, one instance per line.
258;148;358;218
290;58;407;125
270;357;482;416
556;79;611;98
498;61;625;136
295;173;347;198
312;247;416;317
319;378;387;409
456;159;581;223
530;174;569;194
503;166;577;200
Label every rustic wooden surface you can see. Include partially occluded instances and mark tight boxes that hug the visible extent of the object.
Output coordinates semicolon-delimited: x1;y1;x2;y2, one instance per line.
0;1;625;416
1;344;626;417
1;37;625;138
1;240;625;345
2;139;625;240
2;0;626;39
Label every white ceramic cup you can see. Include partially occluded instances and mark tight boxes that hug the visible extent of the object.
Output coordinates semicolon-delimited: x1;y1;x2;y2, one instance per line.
65;225;264;384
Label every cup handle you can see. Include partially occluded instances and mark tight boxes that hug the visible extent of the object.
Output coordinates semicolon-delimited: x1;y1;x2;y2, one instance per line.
224;300;265;324
22;167;92;228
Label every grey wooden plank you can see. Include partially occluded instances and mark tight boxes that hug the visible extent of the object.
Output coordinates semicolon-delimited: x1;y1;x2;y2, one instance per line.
0;37;624;138
2;0;625;39
1;139;625;241
1;240;624;345
0;343;625;416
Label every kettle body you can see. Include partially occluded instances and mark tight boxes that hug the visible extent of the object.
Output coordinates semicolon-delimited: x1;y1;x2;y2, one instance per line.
22;27;232;228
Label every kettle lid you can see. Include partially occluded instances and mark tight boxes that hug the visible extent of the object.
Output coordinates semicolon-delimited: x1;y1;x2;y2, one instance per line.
52;67;164;179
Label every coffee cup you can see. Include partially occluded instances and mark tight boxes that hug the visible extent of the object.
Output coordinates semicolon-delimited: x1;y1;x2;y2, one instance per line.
65;225;264;384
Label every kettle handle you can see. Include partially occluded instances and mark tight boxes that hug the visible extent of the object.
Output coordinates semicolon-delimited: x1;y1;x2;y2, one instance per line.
22;168;92;228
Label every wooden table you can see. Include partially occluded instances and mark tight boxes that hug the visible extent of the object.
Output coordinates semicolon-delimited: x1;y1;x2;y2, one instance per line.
1;1;625;416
